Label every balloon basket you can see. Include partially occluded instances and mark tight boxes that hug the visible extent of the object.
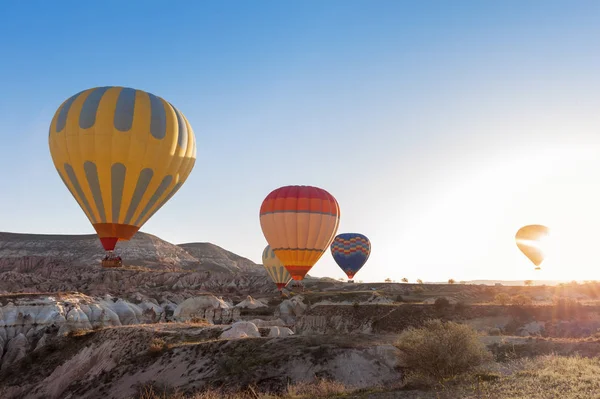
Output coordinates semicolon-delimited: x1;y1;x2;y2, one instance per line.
102;253;123;268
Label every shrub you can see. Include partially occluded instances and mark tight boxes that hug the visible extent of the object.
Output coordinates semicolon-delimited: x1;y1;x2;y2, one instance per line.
412;286;425;294
433;297;451;310
189;317;208;324
511;294;533;306
454;301;467;312
395;320;492;381
494;293;511;305
287;378;347;397
488;327;501;336
148;338;167;355
395;295;404;303
552;297;583;319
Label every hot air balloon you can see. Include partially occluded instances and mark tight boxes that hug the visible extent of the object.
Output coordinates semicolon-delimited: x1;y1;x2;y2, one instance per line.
262;245;293;291
48;86;197;267
259;185;340;281
515;224;550;270
331;233;371;281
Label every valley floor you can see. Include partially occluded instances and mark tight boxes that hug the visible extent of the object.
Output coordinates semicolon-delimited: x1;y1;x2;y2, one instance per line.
137;354;600;399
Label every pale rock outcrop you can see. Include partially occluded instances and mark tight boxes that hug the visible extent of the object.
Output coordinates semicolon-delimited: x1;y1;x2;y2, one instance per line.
518;321;545;337
2;333;28;370
276;295;307;324
139;301;165;323
59;306;93;335
35;333;48;351
173;295;230;323
0;293;165;369
268;326;294;337
221;321;260;339
235;295;267;309
101;299;144;325
249;318;286;328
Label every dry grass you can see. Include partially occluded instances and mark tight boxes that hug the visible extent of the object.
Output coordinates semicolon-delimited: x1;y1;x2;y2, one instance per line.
147;338;167;355
136;379;352;399
66;328;93;338
439;355;600;399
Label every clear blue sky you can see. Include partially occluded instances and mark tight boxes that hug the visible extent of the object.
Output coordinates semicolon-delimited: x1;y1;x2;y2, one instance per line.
1;1;600;282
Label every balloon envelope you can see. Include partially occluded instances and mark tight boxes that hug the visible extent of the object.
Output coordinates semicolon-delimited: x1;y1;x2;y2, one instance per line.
331;233;371;280
515;224;550;269
262;245;293;291
49;86;197;252
259;185;340;280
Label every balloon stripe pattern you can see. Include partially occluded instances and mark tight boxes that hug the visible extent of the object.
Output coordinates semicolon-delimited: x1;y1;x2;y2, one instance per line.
331;233;371;279
260;185;340;281
49;86;197;251
515;224;549;269
262;245;293;291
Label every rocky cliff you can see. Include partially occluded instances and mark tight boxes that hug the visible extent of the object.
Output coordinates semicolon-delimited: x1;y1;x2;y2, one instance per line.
0;231;278;299
0;231;264;274
178;242;263;273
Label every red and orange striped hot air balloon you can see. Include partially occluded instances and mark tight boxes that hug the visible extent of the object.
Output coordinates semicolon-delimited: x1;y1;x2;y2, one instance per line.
259;185;340;281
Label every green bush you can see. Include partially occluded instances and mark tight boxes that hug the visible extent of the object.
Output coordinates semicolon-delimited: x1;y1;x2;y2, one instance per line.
395;320;492;380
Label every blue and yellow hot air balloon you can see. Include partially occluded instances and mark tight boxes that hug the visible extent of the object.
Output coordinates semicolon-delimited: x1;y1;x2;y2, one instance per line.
262;245;293;291
48;86;197;266
331;233;371;280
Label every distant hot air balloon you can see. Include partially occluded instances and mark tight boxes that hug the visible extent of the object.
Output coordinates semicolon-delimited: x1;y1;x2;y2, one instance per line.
259;185;340;281
262;245;293;291
48;86;197;266
515;224;550;270
331;233;371;281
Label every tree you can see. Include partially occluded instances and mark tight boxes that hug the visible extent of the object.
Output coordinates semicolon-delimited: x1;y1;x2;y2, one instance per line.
401;278;408;283
524;280;533;286
448;279;456;285
384;278;392;283
417;279;423;284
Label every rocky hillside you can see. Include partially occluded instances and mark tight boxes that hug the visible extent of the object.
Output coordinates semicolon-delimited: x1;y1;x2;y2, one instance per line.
178;242;261;273
0;231;264;274
0;323;400;399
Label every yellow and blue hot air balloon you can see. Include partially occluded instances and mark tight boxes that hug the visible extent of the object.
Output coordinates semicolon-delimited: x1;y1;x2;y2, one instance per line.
48;86;197;265
330;233;371;281
262;245;293;291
